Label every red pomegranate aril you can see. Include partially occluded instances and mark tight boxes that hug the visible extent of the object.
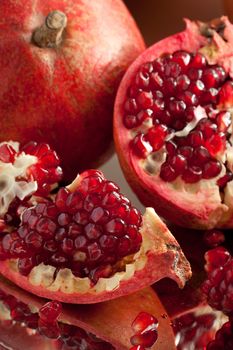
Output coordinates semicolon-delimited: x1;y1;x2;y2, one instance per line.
170;154;187;174
163;77;177;95
216;111;231;132
178;146;193;159
218;81;233;108
173;50;191;68
99;235;117;251
207;321;233;350
204;247;231;273
130;331;158;348
132;134;153;158
61;238;74;254
188;130;203;147
132;312;159;334
150;72;163;89
0;144;16;163
74;235;87;249
202;161;222;179
203;230;225;248
191;146;210;166
198;119;217;138
168;99;186;115
187;68;202;80
85;224;102;240
145;125;168;151
201;88;219;104
57;213;71;226
124;115;138;129
130;346;145;350
38;319;61;339
39;300;62;324
136;91;153;109
182;166;202;183
152;98;165;115
190;52;207;68
181;91;198;106
160;163;177;182
18;257;35;276
166;140;177;156
205;133;225;156
202;68;219;88
217;172;233;188
125;98;139;114
25;232;43;250
135;71;150;89
176;74;190;91
164;61;181;78
189;80;205;96
127;207;142;225
105;218;125;235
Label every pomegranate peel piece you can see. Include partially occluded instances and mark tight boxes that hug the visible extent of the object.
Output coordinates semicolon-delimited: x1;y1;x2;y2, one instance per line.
114;16;233;229
0;275;176;349
0;207;191;304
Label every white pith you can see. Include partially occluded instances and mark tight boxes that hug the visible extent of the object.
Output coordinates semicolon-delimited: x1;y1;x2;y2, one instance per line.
0;141;38;216
0;301;11;320
8;208;171;294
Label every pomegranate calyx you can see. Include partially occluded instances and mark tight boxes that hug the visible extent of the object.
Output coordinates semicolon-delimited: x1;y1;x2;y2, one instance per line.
33;10;67;48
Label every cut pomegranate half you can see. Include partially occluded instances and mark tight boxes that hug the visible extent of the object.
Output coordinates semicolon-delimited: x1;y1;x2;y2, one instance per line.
0;275;176;349
114;17;233;229
0;140;62;217
0;170;191;304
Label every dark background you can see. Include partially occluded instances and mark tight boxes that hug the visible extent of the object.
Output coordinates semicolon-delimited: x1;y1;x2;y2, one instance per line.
124;0;230;45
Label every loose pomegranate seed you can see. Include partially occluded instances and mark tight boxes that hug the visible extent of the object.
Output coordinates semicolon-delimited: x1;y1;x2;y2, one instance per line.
203;230;225;248
207;320;233;350
130;312;158;349
123;50;230;186
0;170;143;283
39;300;62;324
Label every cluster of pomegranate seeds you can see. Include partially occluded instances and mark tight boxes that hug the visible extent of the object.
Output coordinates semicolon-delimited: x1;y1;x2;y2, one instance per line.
0;289;114;349
207;319;233;350
202;246;233;315
38;300;62;339
129;312;158;350
172;311;217;349
0;170;142;283
21;141;63;196
123;50;233;184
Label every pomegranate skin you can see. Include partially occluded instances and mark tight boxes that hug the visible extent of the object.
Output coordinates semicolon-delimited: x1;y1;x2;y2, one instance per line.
0;0;145;181
114;17;233;229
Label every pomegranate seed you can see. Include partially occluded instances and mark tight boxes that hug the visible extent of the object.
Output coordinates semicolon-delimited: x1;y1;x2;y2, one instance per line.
202;161;222;179
205;134;225;156
146;125;168;151
124;115;138;129
160;163;177;182
202;68;219;88
204;247;231;273
150;72;163;89
168;99;186;115
130;331;158;348
187;68;202;80
176;74;190;91
135;71;150;89
191;146;210;166
151;98;165;115
216;111;231;132
124;98;138;114
0;143;16;163
173;50;191;68
137;109;153;125
132;134;153;158
191;53;207;68
182;166;202;183
132;312;158;333
217;172;233;188
136;91;153;109
39;300;62;324
188;130;203;147
170;154;187;175
203;230;225;248
189;80;205;95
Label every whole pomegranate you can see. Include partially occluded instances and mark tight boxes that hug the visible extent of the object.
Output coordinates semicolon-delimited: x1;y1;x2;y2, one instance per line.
0;0;145;181
114;17;233;229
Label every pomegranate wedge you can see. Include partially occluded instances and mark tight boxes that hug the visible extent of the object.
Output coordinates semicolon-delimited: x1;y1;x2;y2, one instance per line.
114;16;233;229
0;169;191;303
0;275;176;349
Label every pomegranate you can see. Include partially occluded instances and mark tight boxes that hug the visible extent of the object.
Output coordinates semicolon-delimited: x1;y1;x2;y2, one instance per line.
0;275;176;349
0;169;191;304
114;16;233;229
0;140;62;220
0;0;145;181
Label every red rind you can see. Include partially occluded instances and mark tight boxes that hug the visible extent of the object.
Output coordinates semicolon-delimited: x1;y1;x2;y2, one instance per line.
0;275;176;350
114;17;233;229
0;209;191;304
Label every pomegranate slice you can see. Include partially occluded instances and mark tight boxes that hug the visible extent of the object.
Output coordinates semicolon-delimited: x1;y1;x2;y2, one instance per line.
0;275;176;349
0;140;62;217
0;170;191;304
114;17;233;229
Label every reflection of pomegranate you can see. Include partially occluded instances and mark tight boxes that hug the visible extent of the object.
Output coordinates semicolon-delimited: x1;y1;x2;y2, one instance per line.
114;17;233;229
0;0;145;181
0;169;191;304
0;275;176;349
